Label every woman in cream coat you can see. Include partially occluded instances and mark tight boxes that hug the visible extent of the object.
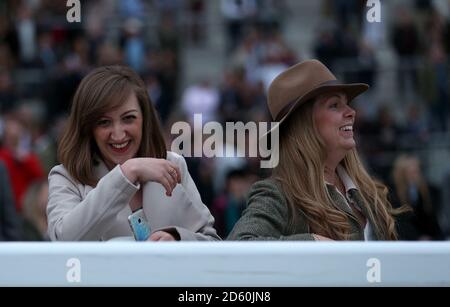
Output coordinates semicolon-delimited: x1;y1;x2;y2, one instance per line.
47;65;220;241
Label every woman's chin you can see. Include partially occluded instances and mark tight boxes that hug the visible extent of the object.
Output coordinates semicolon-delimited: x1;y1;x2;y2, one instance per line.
341;141;356;151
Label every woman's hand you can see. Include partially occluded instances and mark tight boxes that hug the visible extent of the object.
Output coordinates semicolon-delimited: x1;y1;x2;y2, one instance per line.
148;231;177;241
121;158;181;196
312;234;334;241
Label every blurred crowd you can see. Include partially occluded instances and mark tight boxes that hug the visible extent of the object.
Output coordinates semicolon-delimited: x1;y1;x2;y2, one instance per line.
1;0;449;241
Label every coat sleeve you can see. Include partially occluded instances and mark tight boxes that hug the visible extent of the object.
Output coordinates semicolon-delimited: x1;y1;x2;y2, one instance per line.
226;180;315;241
161;153;221;241
47;165;139;241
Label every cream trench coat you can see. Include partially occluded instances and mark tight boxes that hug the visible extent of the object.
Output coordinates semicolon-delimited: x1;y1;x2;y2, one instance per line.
47;151;220;241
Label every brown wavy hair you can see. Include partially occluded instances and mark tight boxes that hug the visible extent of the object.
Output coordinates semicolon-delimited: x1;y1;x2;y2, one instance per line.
272;100;400;240
58;65;166;186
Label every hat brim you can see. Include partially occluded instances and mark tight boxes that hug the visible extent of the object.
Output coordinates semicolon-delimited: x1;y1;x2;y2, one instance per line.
260;82;369;140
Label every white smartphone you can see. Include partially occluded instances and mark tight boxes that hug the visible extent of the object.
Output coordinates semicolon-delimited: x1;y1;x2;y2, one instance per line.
127;208;151;241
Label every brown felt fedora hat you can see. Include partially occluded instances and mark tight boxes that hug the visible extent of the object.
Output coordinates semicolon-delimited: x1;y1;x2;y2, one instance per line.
264;59;369;136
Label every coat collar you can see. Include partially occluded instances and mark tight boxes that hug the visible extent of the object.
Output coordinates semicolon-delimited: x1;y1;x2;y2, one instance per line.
347;189;383;240
325;165;358;216
326;165;383;240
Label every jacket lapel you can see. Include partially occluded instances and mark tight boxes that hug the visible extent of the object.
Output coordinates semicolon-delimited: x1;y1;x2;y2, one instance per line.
326;184;353;216
326;185;364;239
347;189;383;240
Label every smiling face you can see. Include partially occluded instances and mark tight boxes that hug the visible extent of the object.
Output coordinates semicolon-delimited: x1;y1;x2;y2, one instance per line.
312;91;356;160
93;92;143;169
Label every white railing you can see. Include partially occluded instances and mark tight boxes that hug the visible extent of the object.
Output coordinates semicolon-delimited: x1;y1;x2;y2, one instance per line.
0;242;449;286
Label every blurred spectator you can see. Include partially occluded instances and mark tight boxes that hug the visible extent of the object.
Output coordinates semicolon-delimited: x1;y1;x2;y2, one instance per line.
0;17;18;70
229;28;262;84
390;155;444;240
314;25;360;82
213;143;248;195
148;49;180;125
44;64;84;122
0;160;22;241
143;71;162;108
261;30;296;66
21;179;49;241
0;115;45;212
390;7;421;96
314;25;340;70
182;80;219;123
218;69;246;123
83;1;110;64
211;167;255;238
154;13;182;124
70;36;91;72
356;39;377;87
157;13;180;53
0;68;17;114
15;4;38;66
37;31;57;69
255;0;286;33
422;9;449;131
326;0;364;30
402;104;430;144
419;48;449;132
375;106;400;151
118;0;146;19
185;156;215;209
154;0;182;15
221;0;258;52
121;18;146;73
96;42;123;66
186;0;206;45
34;115;66;174
359;105;402;182
415;0;433;12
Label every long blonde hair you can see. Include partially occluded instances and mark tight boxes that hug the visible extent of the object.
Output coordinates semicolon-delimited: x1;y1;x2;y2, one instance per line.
272;100;399;240
393;155;432;213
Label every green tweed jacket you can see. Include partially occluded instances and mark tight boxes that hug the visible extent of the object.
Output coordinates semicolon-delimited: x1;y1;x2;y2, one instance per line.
227;179;385;241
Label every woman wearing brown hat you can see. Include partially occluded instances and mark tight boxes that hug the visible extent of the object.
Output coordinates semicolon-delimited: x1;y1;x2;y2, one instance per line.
228;59;403;241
